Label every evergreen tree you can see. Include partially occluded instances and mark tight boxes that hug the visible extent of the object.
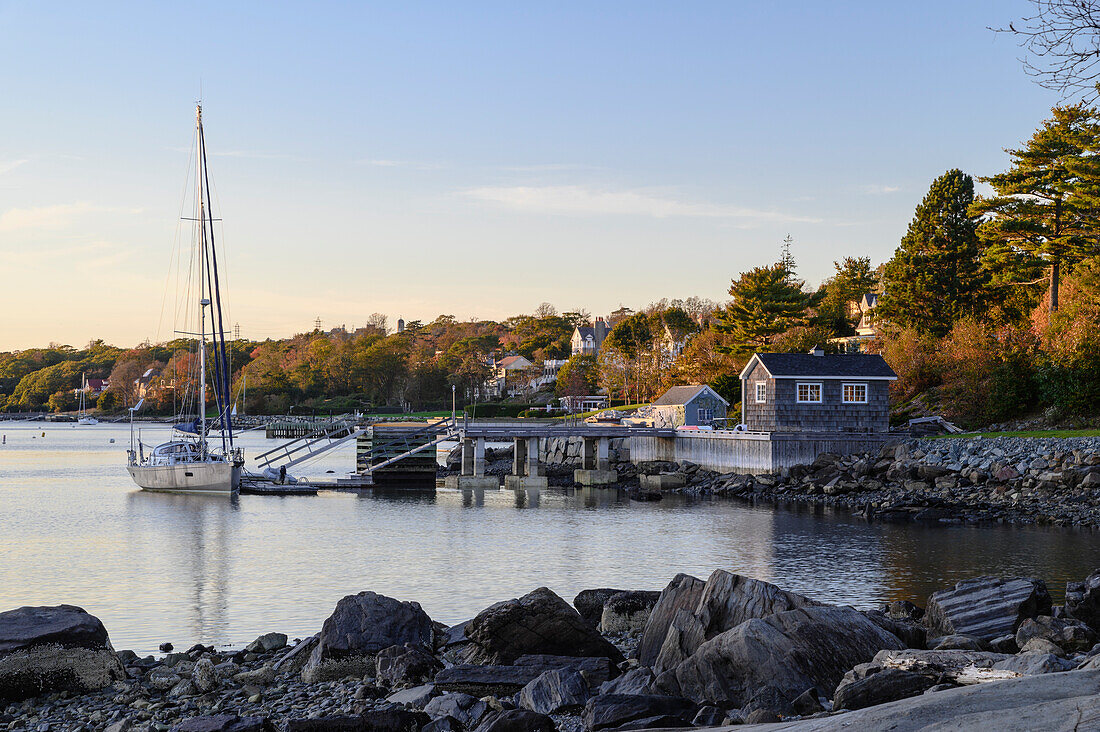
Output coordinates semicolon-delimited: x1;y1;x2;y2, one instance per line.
972;105;1100;313
879;169;986;336
714;262;816;355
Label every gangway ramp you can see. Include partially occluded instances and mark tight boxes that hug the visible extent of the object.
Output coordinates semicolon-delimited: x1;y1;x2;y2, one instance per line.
253;418;364;471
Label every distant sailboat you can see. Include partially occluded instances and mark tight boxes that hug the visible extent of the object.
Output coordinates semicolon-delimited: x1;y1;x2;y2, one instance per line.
77;373;98;425
126;104;243;493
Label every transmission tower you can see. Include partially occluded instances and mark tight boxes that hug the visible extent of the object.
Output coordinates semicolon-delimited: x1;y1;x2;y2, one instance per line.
780;234;796;281
314;317;322;331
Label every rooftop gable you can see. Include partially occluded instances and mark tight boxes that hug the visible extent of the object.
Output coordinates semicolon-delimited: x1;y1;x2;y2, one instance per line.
743;352;897;380
653;384;730;407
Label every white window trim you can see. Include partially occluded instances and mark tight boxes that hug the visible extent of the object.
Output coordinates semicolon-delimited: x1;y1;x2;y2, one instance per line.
796;382;823;404
697;407;713;423
842;382;868;404
755;381;767;404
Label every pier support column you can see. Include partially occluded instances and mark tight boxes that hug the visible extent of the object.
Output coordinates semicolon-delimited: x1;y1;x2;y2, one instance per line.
581;437;596;470
597;437;610;472
513;438;528;476
461;438;475;476
474;437;486;477
527;436;541;477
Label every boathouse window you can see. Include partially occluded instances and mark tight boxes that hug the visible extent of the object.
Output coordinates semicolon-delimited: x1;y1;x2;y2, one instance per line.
843;383;868;404
697;408;714;423
755;382;767;403
796;382;822;403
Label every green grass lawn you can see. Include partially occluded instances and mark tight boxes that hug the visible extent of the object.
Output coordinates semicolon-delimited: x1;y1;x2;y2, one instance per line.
928;428;1100;440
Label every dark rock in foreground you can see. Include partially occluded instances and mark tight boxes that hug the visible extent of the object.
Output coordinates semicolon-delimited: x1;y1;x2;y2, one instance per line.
924;576;1051;643
573;589;630;627
172;715;275;732
517;667;591;714
284;709;430;731
472;709;556;732
582;693;699;731
833;667;936;710
462;587;625;666
302;591;434;683
670;604;905;709
0;604;125;702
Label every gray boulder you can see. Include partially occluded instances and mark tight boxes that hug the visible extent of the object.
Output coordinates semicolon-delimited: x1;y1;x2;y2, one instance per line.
0;604;125;702
598;667;657;696
517;667;591;714
424;692;490;727
385;683;438;707
376;644;442;687
599;591;661;634
932;634;985;651
285;709;430;732
582;694;699;731
636;574;705;667
301;591;434;683
245;633;287;654
1016;615;1097;653
641;570;816;675
573;589;630;627
463;587;624;665
1066;569;1100;630
513;654;614;686
993;652;1076;676
472;709;556;732
671;604;904;709
833;667;935;710
924;576;1050;643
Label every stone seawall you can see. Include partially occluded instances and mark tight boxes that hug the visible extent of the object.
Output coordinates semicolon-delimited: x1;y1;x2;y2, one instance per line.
539;436;630;466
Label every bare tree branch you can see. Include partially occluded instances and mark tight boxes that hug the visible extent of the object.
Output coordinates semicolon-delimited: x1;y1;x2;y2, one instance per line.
995;0;1100;101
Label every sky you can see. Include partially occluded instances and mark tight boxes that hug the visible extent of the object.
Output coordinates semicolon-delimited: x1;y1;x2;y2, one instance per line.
0;1;1067;350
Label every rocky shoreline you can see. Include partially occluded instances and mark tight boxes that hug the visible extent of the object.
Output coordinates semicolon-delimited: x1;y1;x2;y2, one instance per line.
632;435;1100;528
7;566;1100;731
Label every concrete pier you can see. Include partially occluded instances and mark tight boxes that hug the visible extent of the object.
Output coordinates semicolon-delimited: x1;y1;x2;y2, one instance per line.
575;435;617;485
444;475;500;490
506;436;548;489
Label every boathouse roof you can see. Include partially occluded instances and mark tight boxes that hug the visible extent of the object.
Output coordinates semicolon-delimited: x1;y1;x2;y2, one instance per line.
740;352;897;380
653;384;729;407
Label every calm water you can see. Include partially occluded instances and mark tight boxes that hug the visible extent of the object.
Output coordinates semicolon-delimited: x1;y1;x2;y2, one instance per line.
1;421;1099;655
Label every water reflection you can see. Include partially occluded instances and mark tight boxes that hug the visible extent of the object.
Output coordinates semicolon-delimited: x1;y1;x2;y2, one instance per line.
4;422;1100;655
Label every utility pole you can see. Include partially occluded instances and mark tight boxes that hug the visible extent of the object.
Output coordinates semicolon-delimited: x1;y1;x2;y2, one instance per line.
233;323;240;340
314;316;322;332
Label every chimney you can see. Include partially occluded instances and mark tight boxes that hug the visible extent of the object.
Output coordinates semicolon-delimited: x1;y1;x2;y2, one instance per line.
397;318;405;333
809;345;824;357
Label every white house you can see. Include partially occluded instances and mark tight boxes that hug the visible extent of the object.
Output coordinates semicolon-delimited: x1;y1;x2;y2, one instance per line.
570;318;610;356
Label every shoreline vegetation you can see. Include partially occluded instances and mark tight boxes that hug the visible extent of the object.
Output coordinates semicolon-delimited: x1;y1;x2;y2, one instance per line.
6;566;1100;731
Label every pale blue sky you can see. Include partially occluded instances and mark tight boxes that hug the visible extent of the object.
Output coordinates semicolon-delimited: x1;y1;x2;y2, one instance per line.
0;1;1060;349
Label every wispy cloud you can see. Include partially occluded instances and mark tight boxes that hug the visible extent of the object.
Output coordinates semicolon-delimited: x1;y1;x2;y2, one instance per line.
459;185;822;224
495;163;601;172
0;159;27;175
0;202;141;233
357;158;443;170
860;184;900;195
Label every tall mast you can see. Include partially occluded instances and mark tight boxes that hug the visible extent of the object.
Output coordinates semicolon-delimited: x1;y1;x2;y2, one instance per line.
197;104;208;452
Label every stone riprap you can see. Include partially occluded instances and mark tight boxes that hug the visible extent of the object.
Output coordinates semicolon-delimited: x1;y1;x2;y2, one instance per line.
655;435;1100;527
11;567;1100;729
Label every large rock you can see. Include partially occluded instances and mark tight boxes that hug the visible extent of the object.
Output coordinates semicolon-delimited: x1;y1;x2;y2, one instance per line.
718;667;1100;731
517;667;591;714
463;587;624;665
993;653;1076;676
376;644;442;687
0;604;125;702
424;693;490;728
582;694;699;731
598;667;657;696
671;604;904;709
833;667;935;710
640;570;816;674
513;654;614;686
573;589;630;627
924;577;1051;643
1016;615;1097;653
636;574;705;667
1066;569;1100;630
302;592;434;683
600;591;661;634
472;709;556;732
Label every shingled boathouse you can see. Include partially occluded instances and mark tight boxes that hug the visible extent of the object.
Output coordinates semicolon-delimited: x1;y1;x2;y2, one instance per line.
630;346;898;474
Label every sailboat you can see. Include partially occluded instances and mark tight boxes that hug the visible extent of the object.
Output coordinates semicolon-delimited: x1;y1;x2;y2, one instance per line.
77;373;98;425
127;104;243;493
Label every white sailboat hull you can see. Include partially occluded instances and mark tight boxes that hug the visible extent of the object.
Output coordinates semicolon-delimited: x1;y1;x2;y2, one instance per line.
127;461;240;493
77;416;98;425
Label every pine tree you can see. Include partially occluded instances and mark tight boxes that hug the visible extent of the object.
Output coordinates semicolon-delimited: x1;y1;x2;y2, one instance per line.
972;105;1100;313
714;262;816;355
878;169;986;336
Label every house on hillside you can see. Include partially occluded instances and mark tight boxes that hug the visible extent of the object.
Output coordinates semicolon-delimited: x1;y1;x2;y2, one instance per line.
487;355;535;398
833;293;880;353
134;368;162;399
571;318;610;356
651;385;729;428
739;346;897;433
81;379;108;397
